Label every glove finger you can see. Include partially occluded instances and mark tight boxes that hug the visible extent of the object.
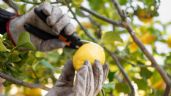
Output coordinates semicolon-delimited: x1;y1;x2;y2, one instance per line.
41;2;52;16
47;6;63;26
56;60;75;87
85;61;95;96
64;23;75;35
102;64;109;83
92;60;104;96
52;14;70;35
74;64;88;96
39;39;65;51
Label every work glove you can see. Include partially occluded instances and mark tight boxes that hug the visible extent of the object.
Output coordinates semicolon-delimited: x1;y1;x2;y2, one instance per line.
7;3;75;51
46;60;109;96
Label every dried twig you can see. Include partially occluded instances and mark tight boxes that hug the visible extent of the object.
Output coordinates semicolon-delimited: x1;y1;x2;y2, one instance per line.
19;0;58;5
103;47;135;96
80;6;123;27
66;2;97;42
0;72;50;90
80;12;102;38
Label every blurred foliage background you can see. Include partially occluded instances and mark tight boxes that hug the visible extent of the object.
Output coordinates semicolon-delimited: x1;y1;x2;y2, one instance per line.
0;0;171;96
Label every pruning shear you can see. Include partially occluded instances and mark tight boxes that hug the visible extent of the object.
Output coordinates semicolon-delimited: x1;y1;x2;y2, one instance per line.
24;8;86;49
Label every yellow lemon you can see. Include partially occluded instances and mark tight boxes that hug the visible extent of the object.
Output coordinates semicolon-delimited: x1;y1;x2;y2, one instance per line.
128;42;138;53
141;33;156;44
167;35;171;48
136;8;153;23
73;42;105;70
24;88;41;96
152;80;165;90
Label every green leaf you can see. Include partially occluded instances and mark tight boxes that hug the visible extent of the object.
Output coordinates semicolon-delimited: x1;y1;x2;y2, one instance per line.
40;60;55;70
89;0;104;11
108;71;115;82
149;71;163;85
140;68;153;79
0;52;10;63
101;31;123;44
35;51;46;58
118;0;128;5
0;37;8;52
144;0;154;5
17;32;36;50
133;78;148;90
115;82;131;93
19;4;26;14
103;82;115;89
72;0;83;7
165;54;171;64
9;51;21;62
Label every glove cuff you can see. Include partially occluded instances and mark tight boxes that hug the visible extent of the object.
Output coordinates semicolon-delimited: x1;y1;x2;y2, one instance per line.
6;17;17;46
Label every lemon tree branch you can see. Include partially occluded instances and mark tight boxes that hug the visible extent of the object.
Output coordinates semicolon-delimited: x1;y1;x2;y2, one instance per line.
66;2;97;42
80;6;123;27
111;0;171;88
0;72;50;90
103;47;135;96
164;84;171;96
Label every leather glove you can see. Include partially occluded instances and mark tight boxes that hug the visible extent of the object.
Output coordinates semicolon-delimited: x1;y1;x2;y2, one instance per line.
7;3;75;51
46;60;109;96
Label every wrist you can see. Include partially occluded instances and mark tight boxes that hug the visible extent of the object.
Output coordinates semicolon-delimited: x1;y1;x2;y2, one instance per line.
6;19;16;45
6;16;26;45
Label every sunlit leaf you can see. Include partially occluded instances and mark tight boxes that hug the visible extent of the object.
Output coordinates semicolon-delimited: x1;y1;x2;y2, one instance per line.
115;82;131;93
0;38;8;52
140;67;153;79
101;31;123;44
103;82;115;93
39;59;55;70
133;78;148;90
17;32;36;50
118;0;128;5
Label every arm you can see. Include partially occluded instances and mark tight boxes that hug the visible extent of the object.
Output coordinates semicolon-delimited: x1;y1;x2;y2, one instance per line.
0;3;76;51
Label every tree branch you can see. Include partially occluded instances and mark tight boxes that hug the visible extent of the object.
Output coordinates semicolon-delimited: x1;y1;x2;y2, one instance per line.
164;84;171;96
0;72;50;90
66;4;97;42
111;0;171;87
19;0;58;5
80;11;102;38
103;47;135;96
80;6;123;27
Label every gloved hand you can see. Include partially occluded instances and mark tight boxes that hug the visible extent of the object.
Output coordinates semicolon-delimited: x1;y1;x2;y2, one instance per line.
46;60;109;96
7;3;75;51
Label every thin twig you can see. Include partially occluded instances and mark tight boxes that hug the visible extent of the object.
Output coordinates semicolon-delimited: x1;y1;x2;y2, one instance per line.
65;3;97;42
101;89;105;96
103;47;135;96
111;0;126;20
111;0;171;87
0;72;50;90
117;56;151;68
80;11;102;38
80;6;123;27
19;0;58;5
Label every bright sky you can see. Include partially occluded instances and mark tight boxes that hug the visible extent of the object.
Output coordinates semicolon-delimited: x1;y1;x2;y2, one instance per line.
157;0;171;23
